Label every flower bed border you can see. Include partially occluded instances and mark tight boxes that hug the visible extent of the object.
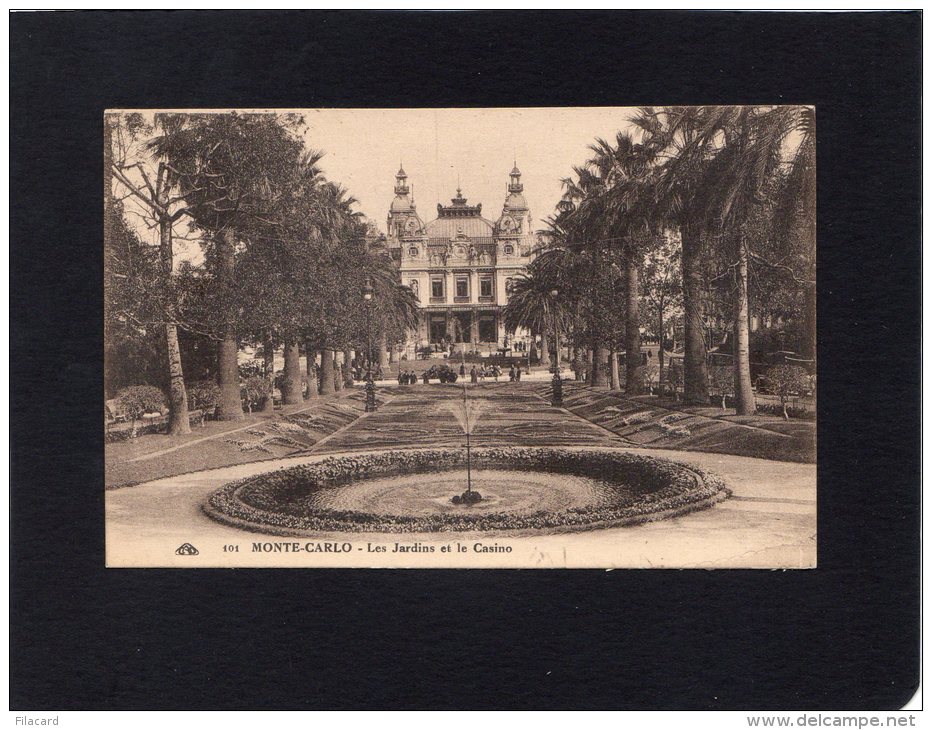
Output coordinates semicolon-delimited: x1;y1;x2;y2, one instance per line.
203;447;729;535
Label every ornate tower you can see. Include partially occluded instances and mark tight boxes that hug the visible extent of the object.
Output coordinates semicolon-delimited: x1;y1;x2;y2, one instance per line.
386;165;423;238
496;163;532;236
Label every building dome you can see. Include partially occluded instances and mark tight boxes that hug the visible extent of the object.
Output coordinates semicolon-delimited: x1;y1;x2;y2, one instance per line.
503;192;527;211
390;195;412;212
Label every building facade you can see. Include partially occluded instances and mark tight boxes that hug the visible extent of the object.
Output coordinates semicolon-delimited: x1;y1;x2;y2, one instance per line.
385;165;537;356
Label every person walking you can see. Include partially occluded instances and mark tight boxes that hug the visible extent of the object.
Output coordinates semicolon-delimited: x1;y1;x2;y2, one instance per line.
509;364;516;382
470;365;478;384
515;366;522;382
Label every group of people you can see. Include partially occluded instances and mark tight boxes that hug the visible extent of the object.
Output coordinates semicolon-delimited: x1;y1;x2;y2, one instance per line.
397;370;420;385
459;363;504;383
393;362;530;385
352;363;384;382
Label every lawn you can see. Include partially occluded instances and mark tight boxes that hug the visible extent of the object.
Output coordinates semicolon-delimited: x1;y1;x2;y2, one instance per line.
556;384;816;463
105;389;372;488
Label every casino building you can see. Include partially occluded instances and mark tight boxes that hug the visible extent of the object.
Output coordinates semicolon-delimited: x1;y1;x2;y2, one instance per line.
385;164;537;356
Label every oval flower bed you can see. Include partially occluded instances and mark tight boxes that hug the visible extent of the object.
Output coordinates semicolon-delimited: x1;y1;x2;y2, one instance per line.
203;447;729;535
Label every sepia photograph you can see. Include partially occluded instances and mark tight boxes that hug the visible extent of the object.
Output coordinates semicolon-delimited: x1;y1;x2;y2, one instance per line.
104;106;817;568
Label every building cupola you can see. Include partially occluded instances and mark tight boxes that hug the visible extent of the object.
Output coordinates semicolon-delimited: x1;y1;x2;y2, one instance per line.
394;165;410;197
508;163;523;194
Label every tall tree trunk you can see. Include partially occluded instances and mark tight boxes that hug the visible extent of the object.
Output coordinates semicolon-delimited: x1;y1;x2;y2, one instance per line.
164;323;191;434
658;305;665;397
261;334;275;413
592;345;610;387
609;348;620;390
305;342;318;400
540;323;551;369
282;339;304;406
681;223;709;404
216;335;242;420
343;348;353;386
733;239;756;415
804;284;817;362
333;351;343;391
157;218;191;434
378;334;388;370
216;228;243;421
625;251;642;395
319;349;335;395
554;326;562;370
588;344;598;386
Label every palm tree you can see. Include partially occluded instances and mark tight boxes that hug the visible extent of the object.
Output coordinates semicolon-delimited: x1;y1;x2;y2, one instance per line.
363;233;419;370
631;106;720;404
772;107;816;362
582;132;661;395
529;232;586;371
501;272;567;366
561;164;619;386
679;105;815;414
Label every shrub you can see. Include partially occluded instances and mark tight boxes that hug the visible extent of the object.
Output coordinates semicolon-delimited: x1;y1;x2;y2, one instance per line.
641;363;660;393
709;366;735;410
238;359;265;380
115;385;166;436
667;364;684;399
763;365;813;419
187;380;221;413
424;364;459;383
105;409;204;443
241;375;271;413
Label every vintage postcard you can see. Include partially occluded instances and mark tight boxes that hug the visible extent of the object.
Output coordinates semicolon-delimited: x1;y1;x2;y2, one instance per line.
104;106;816;568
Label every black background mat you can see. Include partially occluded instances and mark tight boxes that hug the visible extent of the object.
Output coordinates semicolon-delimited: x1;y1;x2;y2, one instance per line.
9;10;921;710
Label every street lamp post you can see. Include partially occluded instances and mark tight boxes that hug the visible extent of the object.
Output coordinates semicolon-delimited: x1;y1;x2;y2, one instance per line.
363;276;377;412
550;288;563;407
